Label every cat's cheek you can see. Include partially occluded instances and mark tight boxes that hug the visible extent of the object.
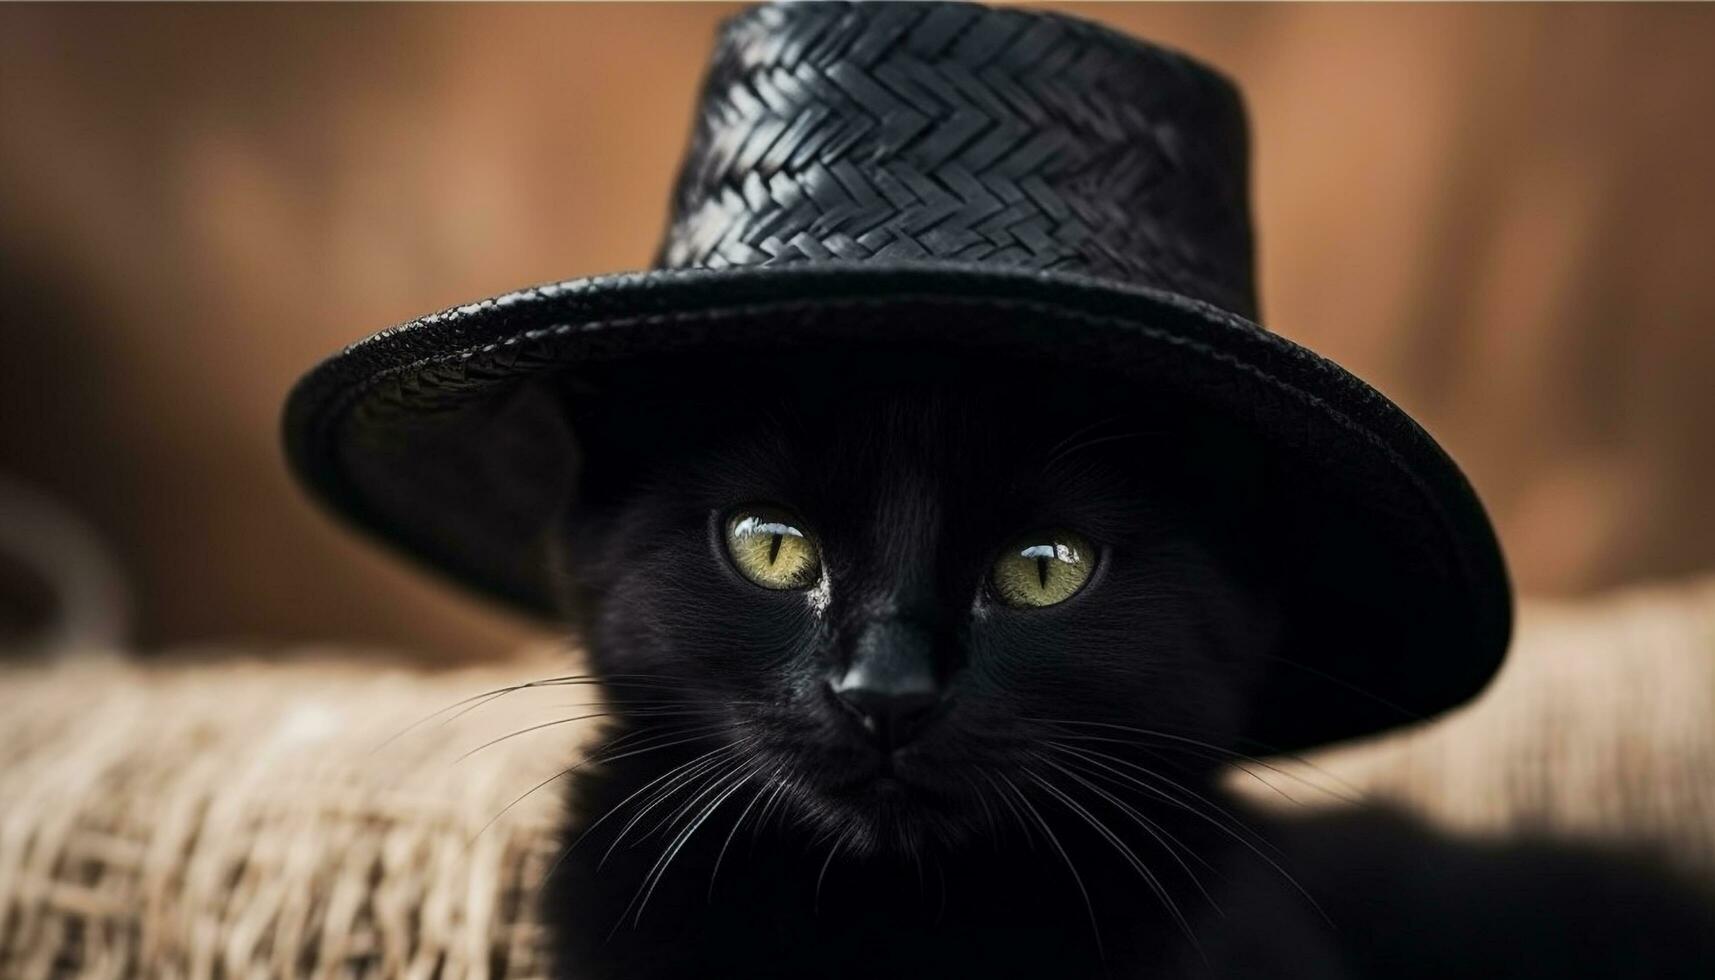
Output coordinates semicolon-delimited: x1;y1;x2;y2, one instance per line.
805;575;832;617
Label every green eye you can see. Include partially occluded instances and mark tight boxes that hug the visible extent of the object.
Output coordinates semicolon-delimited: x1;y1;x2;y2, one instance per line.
991;529;1096;608
725;506;822;590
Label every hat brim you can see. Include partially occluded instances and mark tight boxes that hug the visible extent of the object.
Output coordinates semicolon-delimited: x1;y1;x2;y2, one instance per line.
284;262;1510;751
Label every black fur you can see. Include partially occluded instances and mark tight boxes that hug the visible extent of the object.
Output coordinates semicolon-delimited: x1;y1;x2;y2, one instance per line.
541;352;1714;978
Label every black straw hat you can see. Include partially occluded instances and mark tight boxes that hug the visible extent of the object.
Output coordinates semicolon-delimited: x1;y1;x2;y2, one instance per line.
285;1;1510;750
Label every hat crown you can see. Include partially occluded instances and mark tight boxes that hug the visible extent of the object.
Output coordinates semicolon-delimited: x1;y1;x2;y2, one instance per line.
659;1;1258;318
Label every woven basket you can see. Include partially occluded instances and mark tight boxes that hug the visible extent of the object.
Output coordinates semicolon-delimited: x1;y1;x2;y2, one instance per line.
3;579;1713;978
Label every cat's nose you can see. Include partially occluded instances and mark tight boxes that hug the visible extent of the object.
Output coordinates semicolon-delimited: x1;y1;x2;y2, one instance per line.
830;680;944;750
830;619;948;749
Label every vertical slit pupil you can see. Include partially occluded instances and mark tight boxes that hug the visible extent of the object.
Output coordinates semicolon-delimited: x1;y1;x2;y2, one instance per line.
1036;554;1050;589
768;532;783;565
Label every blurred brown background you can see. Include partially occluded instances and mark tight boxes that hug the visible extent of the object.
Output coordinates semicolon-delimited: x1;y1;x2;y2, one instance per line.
2;2;1712;662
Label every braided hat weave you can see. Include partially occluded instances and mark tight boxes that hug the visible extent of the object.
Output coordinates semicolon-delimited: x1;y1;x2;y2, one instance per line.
659;0;1255;317
285;1;1510;750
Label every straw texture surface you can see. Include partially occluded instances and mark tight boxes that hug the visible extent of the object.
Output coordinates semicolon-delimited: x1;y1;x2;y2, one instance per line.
3;578;1714;978
0;651;585;979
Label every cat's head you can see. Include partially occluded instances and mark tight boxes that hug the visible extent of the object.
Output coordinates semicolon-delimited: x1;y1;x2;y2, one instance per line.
555;352;1281;854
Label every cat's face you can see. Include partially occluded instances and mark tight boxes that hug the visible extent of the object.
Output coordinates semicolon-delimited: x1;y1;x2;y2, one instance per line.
562;359;1277;855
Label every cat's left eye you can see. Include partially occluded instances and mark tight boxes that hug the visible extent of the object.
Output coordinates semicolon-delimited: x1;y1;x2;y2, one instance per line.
990;529;1096;608
724;506;822;590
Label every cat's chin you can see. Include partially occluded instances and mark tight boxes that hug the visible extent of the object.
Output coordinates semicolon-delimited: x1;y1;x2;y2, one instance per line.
797;763;988;855
814;751;948;808
826;770;922;808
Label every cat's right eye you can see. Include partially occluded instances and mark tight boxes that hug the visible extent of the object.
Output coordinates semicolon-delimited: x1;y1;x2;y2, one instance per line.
724;505;822;590
990;529;1097;608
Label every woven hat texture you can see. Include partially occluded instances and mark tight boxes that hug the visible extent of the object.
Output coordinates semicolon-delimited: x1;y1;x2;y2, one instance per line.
657;0;1255;315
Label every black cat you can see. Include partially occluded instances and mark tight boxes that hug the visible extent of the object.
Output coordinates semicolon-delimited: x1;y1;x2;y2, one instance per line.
538;353;1715;979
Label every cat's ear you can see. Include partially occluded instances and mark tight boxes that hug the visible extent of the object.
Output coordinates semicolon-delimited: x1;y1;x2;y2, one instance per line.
554;359;771;508
1178;411;1271;514
1178;410;1292;652
1172;412;1280;569
553;371;651;512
